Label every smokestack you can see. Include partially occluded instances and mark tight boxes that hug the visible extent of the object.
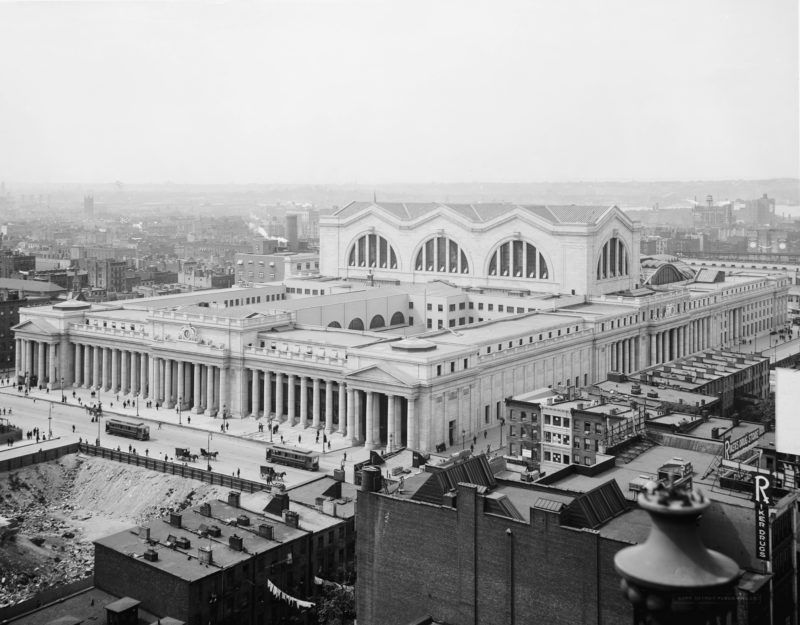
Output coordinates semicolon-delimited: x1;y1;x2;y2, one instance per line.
286;214;298;251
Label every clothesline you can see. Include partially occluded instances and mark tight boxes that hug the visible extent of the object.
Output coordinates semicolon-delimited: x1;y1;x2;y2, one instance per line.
267;578;315;610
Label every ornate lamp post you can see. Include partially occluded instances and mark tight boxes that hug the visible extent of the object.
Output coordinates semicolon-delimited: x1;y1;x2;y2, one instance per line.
615;481;740;625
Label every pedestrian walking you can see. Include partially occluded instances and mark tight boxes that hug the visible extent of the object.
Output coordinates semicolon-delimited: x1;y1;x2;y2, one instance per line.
237;468;240;478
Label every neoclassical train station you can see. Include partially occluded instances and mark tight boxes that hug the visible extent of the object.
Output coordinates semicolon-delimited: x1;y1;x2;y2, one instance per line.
13;202;789;454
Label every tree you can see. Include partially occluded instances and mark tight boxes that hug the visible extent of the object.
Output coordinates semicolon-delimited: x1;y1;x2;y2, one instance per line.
315;585;355;625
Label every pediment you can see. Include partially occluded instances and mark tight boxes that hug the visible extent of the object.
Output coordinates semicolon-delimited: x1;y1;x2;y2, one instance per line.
11;319;59;335
345;363;416;389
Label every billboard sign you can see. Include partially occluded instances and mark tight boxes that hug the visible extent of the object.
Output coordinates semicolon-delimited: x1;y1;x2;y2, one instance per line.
753;474;772;562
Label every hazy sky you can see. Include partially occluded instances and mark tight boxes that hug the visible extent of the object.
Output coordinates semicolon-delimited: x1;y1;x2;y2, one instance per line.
0;0;797;184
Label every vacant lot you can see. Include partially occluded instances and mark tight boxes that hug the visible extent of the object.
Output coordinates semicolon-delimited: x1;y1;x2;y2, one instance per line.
0;453;229;608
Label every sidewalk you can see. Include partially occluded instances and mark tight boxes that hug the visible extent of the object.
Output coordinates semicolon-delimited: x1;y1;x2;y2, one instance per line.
0;383;513;475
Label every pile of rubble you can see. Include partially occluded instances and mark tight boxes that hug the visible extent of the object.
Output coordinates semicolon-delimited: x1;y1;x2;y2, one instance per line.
0;454;228;608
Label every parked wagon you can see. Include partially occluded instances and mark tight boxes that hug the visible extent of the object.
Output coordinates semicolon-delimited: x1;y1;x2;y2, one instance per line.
175;447;198;462
200;448;218;460
260;465;286;484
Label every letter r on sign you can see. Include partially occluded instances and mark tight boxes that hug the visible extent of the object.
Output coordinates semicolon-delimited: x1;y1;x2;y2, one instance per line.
754;474;771;505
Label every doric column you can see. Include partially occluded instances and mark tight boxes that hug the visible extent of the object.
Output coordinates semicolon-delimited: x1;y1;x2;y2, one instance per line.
275;372;284;422
27;340;34;380
121;350;130;394
110;348;119;393
72;343;81;387
206;365;215;415
407;396;417;450
299;376;308;427
177;360;185;409
287;374;296;425
250;368;259;417
102;347;110;391
47;343;56;387
164;358;173;408
346;387;355;441
650;334;657;365
83;345;91;388
93;345;101;389
14;339;21;377
148;355;157;401
192;363;202;414
140;353;148;399
312;378;321;428
219;366;229;417
387;393;395;451
263;369;272;419
364;391;375;448
337;383;346;435
325;381;334;433
37;342;46;385
130;352;138;395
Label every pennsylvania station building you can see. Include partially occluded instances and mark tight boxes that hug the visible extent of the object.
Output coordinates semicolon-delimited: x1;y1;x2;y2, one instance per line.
12;202;789;455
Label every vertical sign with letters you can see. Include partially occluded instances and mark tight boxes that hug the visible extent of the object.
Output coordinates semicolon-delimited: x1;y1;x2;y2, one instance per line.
753;474;772;562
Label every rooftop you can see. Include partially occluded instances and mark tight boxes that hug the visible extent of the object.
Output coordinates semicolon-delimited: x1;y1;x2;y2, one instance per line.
333;201;618;226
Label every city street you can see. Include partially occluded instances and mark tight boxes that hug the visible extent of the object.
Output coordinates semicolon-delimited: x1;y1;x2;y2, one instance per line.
0;383;360;488
0;382;513;486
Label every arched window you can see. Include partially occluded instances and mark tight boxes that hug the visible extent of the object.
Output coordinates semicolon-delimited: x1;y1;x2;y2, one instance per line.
327;321;342;328
348;318;365;331
487;240;550;279
369;315;386;329
414;236;469;274
390;311;405;326
596;237;630;279
347;234;398;269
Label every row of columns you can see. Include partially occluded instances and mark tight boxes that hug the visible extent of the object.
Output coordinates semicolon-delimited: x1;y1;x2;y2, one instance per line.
15;339;59;388
245;367;417;451
648;317;713;366
610;338;638;374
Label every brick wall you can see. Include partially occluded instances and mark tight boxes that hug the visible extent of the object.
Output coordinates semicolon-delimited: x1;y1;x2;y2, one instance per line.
94;543;192;621
356;484;633;625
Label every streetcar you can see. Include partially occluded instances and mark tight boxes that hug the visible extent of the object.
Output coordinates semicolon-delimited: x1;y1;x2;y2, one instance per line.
265;445;319;471
105;419;150;441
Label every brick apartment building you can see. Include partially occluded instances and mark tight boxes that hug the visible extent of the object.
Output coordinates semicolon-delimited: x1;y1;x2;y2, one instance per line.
356;453;798;625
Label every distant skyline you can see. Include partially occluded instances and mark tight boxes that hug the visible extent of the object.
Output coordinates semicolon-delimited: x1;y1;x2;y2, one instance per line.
0;0;797;185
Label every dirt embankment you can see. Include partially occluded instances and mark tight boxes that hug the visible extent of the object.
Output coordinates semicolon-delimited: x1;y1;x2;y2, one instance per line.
0;453;229;608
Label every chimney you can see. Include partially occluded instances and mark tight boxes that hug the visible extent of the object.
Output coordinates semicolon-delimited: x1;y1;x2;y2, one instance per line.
228;491;241;508
442;490;457;508
169;512;182;528
199;502;212;517
199;546;213;564
315;496;325;510
229;534;243;552
258;524;274;540
236;514;250;527
283;510;300;529
138;526;150;541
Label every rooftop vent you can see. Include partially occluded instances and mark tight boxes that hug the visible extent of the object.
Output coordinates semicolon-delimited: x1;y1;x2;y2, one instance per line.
138;527;150;541
228;491;241;508
207;525;222;538
258;524;274;540
199;502;212;517
236;514;250;527
229;534;243;552
143;548;159;562
283;510;299;529
169;513;182;528
199;546;213;565
176;536;191;549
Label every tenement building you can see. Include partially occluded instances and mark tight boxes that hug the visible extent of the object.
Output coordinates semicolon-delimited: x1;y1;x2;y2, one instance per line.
12;202;789;453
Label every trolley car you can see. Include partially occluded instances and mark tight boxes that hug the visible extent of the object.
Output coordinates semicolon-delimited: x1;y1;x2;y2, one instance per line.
265;445;319;471
105;419;150;441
